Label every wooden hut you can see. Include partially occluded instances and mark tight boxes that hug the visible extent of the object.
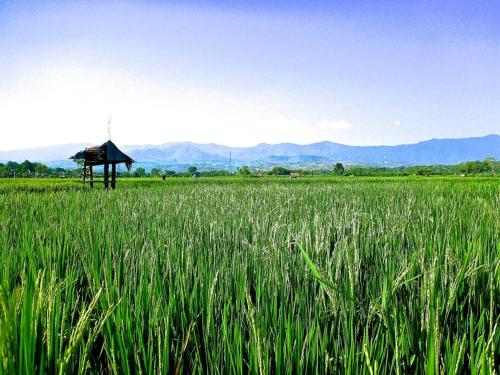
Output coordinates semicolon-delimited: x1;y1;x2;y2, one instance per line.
70;140;134;189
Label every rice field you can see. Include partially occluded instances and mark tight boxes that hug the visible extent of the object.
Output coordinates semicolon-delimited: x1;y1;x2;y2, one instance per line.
0;177;498;374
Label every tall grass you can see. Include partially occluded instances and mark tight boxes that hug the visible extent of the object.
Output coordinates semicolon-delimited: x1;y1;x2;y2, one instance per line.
0;177;498;373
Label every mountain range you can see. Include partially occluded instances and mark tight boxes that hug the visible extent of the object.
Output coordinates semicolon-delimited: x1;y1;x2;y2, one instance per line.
0;134;498;168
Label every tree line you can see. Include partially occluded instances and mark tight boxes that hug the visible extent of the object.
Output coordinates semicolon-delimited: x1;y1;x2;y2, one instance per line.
250;159;497;177
0;158;497;178
0;160;79;178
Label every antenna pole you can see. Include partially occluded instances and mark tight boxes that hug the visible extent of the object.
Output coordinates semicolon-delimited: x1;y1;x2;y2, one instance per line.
108;117;112;140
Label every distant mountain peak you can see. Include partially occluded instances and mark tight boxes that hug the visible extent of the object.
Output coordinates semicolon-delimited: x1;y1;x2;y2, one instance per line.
0;134;498;167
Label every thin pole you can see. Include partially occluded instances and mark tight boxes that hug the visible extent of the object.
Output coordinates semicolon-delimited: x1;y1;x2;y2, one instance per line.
104;163;109;189
89;165;94;188
111;163;116;189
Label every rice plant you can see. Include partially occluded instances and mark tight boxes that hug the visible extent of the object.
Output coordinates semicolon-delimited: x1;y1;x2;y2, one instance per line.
0;177;498;373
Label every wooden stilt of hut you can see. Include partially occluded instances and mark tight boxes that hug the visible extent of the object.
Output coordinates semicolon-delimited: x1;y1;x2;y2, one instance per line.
70;141;134;189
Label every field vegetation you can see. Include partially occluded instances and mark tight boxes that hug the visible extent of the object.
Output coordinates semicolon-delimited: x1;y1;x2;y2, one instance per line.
0;177;498;373
1;157;498;178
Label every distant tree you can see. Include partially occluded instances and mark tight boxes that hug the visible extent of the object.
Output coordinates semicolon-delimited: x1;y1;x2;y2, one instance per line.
345;167;364;176
52;167;66;177
18;160;36;175
238;165;251;176
150;168;162;177
459;161;489;175
483;157;498;175
164;170;176;177
34;163;49;177
0;164;8;178
199;170;231;177
334;163;345;175
134;167;147;177
410;167;432;176
6;161;19;172
187;166;198;175
269;166;290;175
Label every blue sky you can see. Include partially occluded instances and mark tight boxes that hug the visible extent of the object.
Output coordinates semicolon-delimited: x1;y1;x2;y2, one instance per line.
0;0;499;149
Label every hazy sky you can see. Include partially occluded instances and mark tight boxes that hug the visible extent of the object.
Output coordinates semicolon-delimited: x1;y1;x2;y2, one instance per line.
0;0;499;150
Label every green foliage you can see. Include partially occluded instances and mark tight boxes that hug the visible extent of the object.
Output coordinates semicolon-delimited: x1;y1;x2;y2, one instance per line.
0;164;9;178
133;167;147;177
459;159;497;175
0;158;498;180
408;166;433;176
164;170;176;177
0;177;498;373
198;170;231;177
150;168;163;177
269;166;290;175
334;162;345;175
238;165;251;176
34;163;49;176
5;161;19;172
346;167;365;176
18;160;37;174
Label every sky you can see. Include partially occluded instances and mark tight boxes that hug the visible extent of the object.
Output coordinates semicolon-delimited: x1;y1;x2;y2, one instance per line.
0;0;499;150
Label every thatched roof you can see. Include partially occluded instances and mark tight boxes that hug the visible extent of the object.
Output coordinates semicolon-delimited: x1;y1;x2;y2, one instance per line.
71;140;134;169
